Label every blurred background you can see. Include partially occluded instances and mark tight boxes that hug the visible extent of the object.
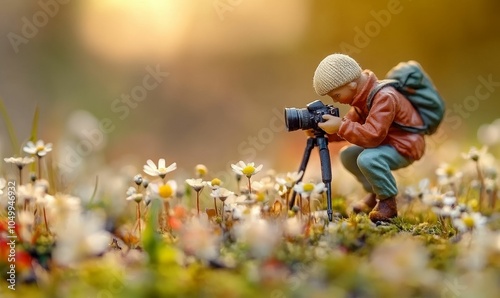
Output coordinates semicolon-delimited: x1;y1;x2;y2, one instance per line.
1;0;500;186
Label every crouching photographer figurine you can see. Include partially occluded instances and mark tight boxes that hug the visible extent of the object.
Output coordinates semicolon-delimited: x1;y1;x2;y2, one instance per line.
284;100;339;222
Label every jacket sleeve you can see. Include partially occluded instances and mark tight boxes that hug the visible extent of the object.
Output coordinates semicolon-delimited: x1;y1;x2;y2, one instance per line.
325;107;362;142
337;93;397;147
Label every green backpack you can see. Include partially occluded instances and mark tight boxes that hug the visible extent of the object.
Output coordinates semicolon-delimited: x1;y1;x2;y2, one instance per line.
367;61;445;135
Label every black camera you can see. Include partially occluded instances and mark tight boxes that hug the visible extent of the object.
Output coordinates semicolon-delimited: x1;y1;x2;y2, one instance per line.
284;100;340;132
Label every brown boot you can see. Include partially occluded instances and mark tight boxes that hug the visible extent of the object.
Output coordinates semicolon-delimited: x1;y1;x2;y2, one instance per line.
369;197;398;222
352;193;377;214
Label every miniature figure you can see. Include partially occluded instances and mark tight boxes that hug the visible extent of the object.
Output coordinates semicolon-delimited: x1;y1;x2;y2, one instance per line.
312;53;443;222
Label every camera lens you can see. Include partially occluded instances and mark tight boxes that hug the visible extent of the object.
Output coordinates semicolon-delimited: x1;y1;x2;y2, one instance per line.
284;108;311;131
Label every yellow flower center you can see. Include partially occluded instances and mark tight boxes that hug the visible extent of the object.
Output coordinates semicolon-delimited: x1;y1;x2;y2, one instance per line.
36;145;45;152
211;178;221;186
159;184;173;198
195;164;208;176
445;166;455;177
463;216;475;229
256;192;265;202
242;165;255;176
303;183;315;192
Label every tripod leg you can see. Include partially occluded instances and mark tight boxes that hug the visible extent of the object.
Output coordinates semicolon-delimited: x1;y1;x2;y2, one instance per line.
289;137;315;209
316;136;333;222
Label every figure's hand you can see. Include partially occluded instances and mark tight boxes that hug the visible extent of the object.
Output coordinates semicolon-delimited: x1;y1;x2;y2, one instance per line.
318;115;342;134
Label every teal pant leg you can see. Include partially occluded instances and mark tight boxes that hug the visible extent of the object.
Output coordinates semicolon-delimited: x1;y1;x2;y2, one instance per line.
340;145;413;199
340;145;373;193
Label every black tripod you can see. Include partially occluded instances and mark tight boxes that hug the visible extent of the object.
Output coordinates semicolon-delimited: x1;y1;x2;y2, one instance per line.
289;131;334;222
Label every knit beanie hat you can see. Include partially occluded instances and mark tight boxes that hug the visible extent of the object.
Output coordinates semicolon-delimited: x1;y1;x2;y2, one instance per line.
313;54;362;96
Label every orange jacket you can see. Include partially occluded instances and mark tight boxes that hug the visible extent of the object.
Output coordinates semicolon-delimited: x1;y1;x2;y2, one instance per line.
332;70;425;161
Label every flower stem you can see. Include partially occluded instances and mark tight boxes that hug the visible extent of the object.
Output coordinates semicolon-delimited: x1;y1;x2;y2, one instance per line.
476;161;485;211
285;189;290;213
298;195;302;221
163;201;170;231
37;156;42;180
43;206;49;233
247;177;252;194
18;168;23;186
214;197;218;216
136;203;141;235
222;201;226;223
196;191;200;216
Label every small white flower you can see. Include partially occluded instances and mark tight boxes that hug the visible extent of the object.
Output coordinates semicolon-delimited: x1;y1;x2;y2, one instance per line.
452;212;487;232
477;119;500;146
178;217;220;261
231;161;263;178
435;163;463;186
185;178;206;192
53;210;112;265
143;158;176;178
276;171;304;188
421;187;442;206
23;140;53;157
432;205;461;218
148;180;177;200
442;191;457;206
233;218;279;259
207;178;223;189
126;186;144;203
4;156;36;169
210;187;234;202
194;164;208;178
461;146;488;162
36;193;55;207
293;181;325;198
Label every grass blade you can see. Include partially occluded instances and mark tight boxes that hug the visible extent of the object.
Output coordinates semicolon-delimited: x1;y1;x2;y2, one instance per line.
0;97;20;154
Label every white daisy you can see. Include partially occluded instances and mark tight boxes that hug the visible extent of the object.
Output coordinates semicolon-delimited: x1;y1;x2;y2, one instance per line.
293;181;325;199
461;146;488;162
185;178;206;192
276;171;304;188
435;163;463;186
4;156;36;169
143;158;177;179
210;187;235;202
452;212;487;232
148;180;178;200
194;164;208;178
207;178;223;189
23;140;53;157
231;161;263;178
53;210;112;265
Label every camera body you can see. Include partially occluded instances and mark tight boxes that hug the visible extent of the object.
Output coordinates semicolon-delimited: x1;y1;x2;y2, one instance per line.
284;100;340;132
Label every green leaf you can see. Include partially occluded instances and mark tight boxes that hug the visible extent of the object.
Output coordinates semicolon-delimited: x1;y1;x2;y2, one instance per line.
0;96;20;154
142;198;163;266
30;104;40;143
87;175;99;208
29;104;40;173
